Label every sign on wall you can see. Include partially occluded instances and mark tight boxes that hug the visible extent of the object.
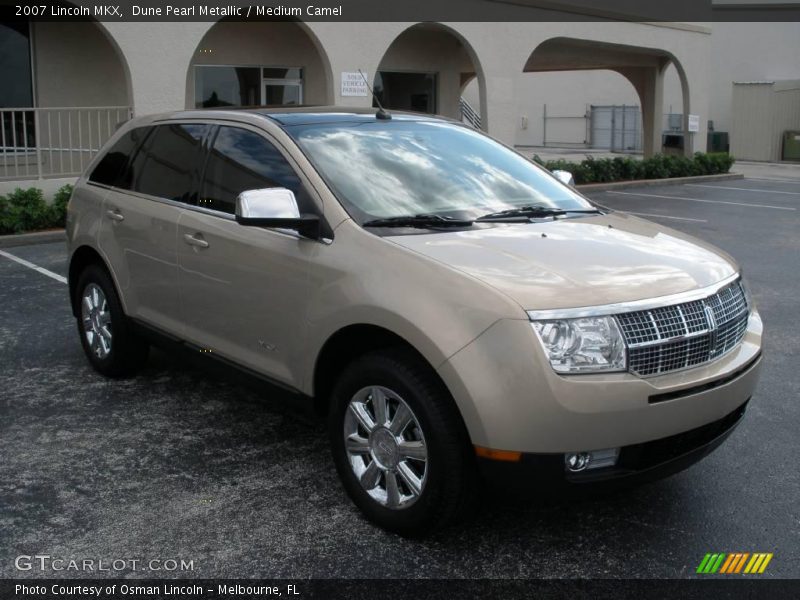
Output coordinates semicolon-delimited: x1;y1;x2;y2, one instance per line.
688;114;700;132
341;72;369;97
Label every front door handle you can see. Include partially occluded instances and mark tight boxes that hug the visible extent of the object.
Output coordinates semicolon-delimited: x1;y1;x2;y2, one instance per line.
105;209;124;222
183;233;209;249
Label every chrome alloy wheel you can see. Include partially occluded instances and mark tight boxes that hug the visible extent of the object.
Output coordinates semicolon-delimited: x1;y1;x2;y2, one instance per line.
344;386;428;509
81;283;112;359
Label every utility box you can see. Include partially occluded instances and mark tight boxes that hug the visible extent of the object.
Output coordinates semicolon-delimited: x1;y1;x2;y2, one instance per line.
783;131;800;161
662;133;684;155
708;131;730;153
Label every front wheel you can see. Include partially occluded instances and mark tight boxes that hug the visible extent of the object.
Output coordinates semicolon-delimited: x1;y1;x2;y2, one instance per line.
329;349;476;536
75;264;148;378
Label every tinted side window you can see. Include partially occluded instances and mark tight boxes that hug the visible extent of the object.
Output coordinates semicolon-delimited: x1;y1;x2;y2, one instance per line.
89;127;148;187
200;126;312;215
125;124;207;202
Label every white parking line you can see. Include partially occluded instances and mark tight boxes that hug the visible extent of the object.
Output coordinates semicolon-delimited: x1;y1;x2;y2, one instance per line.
685;184;800;196
745;177;800;183
605;190;796;211
0;248;67;284
623;212;708;223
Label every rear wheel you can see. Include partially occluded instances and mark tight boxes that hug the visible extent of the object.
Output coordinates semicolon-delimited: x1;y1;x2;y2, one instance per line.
75;264;148;378
329;349;476;536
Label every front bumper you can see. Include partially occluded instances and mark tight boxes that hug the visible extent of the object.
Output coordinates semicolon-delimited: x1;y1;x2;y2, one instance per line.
437;310;763;453
477;398;749;491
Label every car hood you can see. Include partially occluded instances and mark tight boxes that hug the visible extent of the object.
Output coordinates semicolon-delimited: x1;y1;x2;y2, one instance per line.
387;213;738;311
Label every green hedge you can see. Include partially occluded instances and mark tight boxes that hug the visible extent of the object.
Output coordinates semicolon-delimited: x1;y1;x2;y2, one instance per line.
533;152;735;185
0;184;73;235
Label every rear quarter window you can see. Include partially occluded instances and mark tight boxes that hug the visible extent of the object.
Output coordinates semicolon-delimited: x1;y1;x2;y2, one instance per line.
88;127;149;187
125;123;208;202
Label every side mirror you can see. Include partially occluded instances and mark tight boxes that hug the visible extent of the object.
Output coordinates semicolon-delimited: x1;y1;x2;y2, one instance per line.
552;170;575;187
235;188;320;239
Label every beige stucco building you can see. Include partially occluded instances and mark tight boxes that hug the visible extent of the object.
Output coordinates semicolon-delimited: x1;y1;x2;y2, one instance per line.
2;6;799;195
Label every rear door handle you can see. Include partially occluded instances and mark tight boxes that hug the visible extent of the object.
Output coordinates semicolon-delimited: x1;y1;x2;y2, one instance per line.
183;233;209;249
105;209;124;222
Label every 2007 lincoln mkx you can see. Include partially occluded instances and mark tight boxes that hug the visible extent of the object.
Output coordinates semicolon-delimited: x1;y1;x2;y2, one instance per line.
65;107;762;535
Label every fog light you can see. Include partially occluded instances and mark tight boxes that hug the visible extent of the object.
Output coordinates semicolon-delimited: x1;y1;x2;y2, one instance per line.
565;452;591;472
565;448;619;472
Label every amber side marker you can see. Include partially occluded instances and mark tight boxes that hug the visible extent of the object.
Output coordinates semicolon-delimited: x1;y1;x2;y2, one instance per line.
474;446;522;462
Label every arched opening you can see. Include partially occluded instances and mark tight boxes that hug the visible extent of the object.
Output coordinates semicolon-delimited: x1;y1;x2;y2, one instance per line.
522;37;692;157
1;13;133;182
185;20;333;109
373;24;486;129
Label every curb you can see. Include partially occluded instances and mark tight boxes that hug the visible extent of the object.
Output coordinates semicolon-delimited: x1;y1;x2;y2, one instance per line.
0;229;65;248
576;172;744;193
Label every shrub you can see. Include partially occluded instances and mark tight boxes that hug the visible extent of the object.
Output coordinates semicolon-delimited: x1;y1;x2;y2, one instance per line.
0;188;50;234
0;184;73;235
49;184;74;228
539;152;734;185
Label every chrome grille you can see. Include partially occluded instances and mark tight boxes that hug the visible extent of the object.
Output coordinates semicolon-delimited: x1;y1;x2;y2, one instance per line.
617;280;749;376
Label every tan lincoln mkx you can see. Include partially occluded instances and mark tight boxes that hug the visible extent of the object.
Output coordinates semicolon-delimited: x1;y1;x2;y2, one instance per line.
66;107;763;535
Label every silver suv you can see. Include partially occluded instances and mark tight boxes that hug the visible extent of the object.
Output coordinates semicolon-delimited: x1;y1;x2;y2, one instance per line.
67;108;763;535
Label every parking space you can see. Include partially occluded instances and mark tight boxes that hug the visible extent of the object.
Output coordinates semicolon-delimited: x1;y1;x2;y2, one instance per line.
1;179;798;578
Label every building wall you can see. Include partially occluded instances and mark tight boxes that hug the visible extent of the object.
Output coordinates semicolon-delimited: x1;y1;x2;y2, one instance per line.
184;21;333;108
376;26;476;120
462;44;688;148
94;21;711;152
33;21;129;107
708;22;800;134
731;82;800;161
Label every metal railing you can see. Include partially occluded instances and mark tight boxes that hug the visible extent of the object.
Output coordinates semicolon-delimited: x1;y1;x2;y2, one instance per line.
459;97;482;130
0;106;133;181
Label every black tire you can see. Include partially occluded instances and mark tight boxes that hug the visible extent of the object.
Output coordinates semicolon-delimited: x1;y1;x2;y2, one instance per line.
74;263;148;378
328;348;477;536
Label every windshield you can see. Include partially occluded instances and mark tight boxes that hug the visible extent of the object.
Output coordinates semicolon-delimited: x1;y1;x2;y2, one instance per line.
286;119;594;225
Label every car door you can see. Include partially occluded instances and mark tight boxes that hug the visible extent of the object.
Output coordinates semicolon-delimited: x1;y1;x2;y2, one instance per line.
97;123;208;336
176;124;320;389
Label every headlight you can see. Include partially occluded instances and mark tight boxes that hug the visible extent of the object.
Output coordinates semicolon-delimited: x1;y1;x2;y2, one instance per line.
530;316;626;374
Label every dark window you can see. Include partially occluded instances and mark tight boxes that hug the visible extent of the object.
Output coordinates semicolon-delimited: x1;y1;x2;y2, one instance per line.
0;22;33;108
126;124;207;202
200;126;311;215
89;127;150;187
194;66;304;108
0;22;34;150
194;66;260;108
373;72;437;114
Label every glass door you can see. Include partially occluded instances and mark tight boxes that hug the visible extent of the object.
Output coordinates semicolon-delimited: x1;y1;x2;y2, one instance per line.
261;68;303;107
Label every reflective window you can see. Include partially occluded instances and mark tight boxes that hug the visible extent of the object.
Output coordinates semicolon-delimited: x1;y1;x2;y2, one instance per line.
0;22;33;108
373;72;436;114
264;84;301;107
194;66;304;108
195;66;260;108
126;124;207;202
0;22;34;151
200;126;310;215
289;120;593;224
89;127;150;187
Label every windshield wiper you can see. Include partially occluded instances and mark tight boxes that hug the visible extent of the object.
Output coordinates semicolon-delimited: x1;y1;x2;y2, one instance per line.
476;205;603;221
362;214;474;229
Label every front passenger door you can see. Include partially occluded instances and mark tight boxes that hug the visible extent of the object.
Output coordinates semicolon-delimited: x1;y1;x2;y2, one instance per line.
177;125;320;389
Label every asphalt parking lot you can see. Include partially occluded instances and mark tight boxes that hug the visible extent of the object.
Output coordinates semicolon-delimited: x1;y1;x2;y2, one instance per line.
1;177;798;579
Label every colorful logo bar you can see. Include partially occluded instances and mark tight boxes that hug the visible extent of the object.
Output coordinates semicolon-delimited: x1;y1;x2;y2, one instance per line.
696;553;773;574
